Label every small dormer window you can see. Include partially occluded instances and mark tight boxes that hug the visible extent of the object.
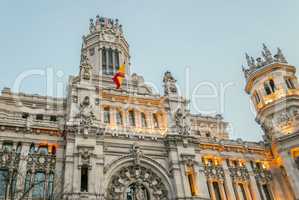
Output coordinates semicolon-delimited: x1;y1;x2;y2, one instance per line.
285;77;295;89
36;114;43;120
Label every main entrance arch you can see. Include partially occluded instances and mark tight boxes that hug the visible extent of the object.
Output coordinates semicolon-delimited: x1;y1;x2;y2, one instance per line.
106;164;170;200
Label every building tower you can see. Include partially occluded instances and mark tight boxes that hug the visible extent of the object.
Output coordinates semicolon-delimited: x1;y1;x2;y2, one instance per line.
82;15;130;81
243;44;299;199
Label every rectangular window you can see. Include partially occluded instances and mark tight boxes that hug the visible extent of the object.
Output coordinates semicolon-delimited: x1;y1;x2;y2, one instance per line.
81;166;88;192
0;169;8;198
129;111;136;127
108;48;113;75
103;107;110;124
141;113;147;128
116;111;123;125
36;114;44;120
32;172;46;199
153;113;159;128
115;51;120;70
102;48;107;74
50;116;57;122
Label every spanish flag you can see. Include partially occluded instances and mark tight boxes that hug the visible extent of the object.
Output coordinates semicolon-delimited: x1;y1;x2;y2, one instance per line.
112;63;126;89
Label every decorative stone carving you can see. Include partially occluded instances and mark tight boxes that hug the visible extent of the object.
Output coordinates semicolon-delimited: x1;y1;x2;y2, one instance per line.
130;143;143;166
253;167;272;184
80;55;92;80
107;165;169;200
174;108;191;135
78;147;92;168
204;165;225;180
181;154;196;167
229;166;250;182
163;71;178;95
76;96;96;135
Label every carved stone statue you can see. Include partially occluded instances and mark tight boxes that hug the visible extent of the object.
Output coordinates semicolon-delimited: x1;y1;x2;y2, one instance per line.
131;143;143;165
134;184;146;200
76;96;96;135
163;71;178;95
80;55;92;80
174;108;191;135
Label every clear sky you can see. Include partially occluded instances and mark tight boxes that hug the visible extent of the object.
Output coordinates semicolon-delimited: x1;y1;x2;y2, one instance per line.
0;0;298;141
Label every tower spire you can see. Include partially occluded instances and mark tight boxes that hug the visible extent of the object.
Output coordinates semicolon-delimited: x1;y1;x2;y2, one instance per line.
275;47;287;63
262;43;273;63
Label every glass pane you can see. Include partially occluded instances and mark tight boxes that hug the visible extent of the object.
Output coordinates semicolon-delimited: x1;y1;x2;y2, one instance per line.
0;170;8;197
32;172;45;198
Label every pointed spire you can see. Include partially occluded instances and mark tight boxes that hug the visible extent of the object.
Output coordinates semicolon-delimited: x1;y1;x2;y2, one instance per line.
262;43;273;63
276;47;287;63
245;53;251;66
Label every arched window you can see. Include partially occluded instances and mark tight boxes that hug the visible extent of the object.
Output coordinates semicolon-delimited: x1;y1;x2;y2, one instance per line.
103;107;110;124
264;82;272;95
116;110;123;125
115;50;120;70
102;48;107;74
129;110;136;127
32;172;46;199
153;113;159;128
81;166;88;192
269;79;276;92
0;169;8;198
51;146;56;155
141;113;147;128
285;77;295;89
38;145;48;155
2;141;13;151
16;142;22;153
108;48;113;75
29;143;35;154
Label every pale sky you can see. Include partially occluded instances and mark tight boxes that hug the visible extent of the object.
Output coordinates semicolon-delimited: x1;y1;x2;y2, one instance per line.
0;0;299;141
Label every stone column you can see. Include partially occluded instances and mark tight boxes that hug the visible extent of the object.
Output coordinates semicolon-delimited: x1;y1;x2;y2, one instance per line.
194;155;210;199
223;161;237;200
244;182;253;200
208;180;216;200
16;143;30;198
246;162;262;200
219;181;228;200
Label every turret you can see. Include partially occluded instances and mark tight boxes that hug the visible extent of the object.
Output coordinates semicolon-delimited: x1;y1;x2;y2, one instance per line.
80;15;130;78
243;44;299;198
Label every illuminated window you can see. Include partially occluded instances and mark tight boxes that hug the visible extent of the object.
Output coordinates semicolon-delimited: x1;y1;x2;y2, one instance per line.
129;110;136;127
153;113;159;128
103;107;110;124
141;113;147;128
116;111;123;125
285;77;295;89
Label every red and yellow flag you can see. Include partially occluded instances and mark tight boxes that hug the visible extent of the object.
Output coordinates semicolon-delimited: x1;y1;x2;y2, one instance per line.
112;63;126;89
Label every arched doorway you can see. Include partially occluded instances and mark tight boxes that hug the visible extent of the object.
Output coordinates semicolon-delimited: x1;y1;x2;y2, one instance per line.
126;182;149;200
107;165;169;200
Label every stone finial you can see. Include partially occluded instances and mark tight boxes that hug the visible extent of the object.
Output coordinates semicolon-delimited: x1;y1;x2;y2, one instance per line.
262;43;273;63
95;15;100;25
89;18;95;33
275;47;287;63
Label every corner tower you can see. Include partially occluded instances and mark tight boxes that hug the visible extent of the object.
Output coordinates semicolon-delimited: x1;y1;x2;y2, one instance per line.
80;15;130;78
243;44;299;199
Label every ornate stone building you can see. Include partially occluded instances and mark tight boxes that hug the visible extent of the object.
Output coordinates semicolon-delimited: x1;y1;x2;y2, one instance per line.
0;15;298;200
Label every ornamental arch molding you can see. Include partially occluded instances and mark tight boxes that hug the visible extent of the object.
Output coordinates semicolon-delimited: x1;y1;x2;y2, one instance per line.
104;156;175;200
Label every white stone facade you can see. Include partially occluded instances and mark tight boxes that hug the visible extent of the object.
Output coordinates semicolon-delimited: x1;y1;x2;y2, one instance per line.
0;16;298;200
